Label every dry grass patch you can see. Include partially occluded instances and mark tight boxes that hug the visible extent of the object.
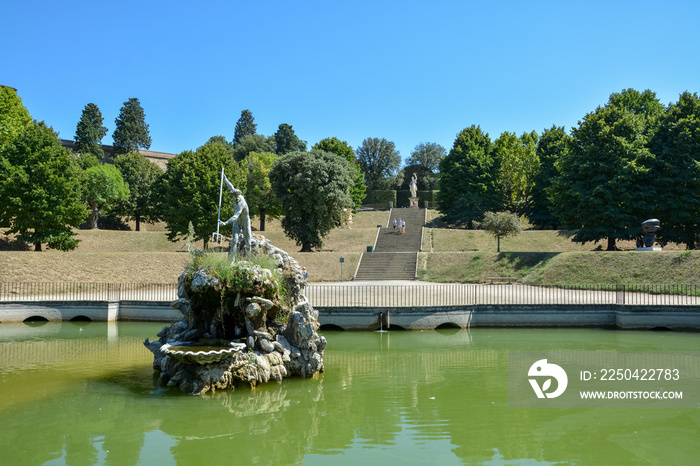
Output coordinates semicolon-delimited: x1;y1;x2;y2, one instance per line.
292;252;361;282
0;252;189;283
74;229;181;252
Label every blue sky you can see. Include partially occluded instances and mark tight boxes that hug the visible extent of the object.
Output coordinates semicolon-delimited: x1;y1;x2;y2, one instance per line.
3;1;699;162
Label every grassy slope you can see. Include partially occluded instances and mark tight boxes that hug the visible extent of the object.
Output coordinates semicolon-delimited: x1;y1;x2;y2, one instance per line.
2;209;697;284
0;211;386;283
419;251;700;285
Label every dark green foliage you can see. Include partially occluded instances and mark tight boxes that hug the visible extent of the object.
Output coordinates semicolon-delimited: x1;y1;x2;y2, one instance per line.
437;125;501;227
528;125;570;228
549;89;660;249
269;150;354;252
406;142;445;173
74;103;107;162
113;152;163;231
356;137;401;191
398;164;438;191
233;109;257;145
363;190;397;206
608;88;665;137
649;91;700;248
232;133;275;162
112;98;151;157
274;123;307;155
0;122;88;250
158;139;246;248
313;137;367;209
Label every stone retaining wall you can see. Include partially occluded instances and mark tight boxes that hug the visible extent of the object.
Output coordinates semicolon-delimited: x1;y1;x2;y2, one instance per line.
1;302;699;331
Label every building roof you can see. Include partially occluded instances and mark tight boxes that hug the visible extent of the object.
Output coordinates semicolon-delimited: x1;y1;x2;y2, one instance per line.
60;139;177;170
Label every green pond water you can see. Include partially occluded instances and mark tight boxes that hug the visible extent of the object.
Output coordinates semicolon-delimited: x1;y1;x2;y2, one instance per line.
0;322;698;465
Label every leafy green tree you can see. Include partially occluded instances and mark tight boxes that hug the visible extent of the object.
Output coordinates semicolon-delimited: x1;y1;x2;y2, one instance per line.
406;142;445;173
649;91;700;248
480;211;521;252
74;102;107;165
233;109;257;145
398;142;446;192
245;151;281;231
274;123;307;155
0;122;88;250
113;152;163;231
269;150;354;252
528;125;570;228
112;97;151;157
493;130;539;216
437;125;501;227
608;88;665;137
549;89;661;250
232;133;276;162
158;139;246;248
82;164;130;229
356;137;401;191
0;86;31;151
313;137;367;209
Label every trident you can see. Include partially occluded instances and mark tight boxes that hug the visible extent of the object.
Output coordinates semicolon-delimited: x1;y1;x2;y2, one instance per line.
210;167;225;245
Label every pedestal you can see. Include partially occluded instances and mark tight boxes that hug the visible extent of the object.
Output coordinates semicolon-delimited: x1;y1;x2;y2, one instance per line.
409;197;419;208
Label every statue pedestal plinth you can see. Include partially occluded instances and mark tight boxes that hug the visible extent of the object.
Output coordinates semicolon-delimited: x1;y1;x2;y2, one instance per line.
409;197;419;208
635;247;662;251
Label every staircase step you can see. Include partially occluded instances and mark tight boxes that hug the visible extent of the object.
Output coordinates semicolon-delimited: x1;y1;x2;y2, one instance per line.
355;208;424;280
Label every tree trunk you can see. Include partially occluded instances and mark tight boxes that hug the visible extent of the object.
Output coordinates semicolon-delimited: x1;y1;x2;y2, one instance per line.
259;209;266;232
497;235;501;253
34;242;42;251
300;243;313;252
90;201;99;229
606;237;616;251
135;214;141;232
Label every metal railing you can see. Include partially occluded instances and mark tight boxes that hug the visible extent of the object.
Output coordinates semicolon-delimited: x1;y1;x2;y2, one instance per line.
0;282;177;302
305;284;700;307
1;282;699;307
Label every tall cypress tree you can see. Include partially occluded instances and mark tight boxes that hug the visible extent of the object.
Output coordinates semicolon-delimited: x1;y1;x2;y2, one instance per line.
274;123;307;155
74;102;107;165
112;98;151;157
233;109;257;145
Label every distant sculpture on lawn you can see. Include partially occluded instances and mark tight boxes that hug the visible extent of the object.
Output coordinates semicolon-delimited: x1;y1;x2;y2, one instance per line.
219;172;251;261
640;218;661;248
409;172;418;198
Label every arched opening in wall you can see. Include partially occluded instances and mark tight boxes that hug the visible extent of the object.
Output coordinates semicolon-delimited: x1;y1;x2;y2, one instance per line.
23;316;49;326
435;322;462;330
70;315;92;323
650;326;673;332
319;324;345;332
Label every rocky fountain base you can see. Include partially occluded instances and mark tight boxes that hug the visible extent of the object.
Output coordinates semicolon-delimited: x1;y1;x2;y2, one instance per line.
144;236;326;395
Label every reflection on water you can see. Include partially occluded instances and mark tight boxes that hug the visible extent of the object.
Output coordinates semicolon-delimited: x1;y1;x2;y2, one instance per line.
0;322;698;465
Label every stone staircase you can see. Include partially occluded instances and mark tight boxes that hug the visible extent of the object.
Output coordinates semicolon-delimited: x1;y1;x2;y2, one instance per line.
354;208;425;281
